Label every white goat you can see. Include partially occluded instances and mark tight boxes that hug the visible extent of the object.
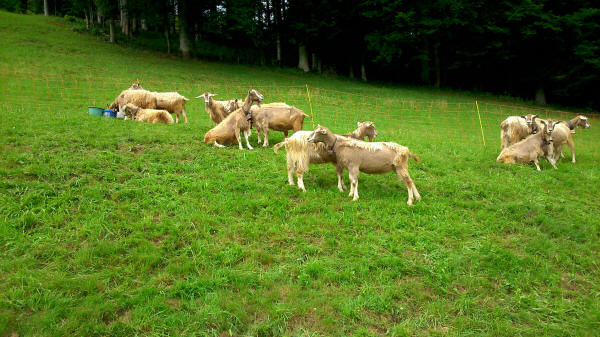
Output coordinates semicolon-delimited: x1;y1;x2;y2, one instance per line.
272;122;380;192
500;114;539;149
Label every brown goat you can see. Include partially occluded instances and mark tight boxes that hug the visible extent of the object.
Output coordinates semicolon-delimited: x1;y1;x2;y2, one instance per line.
251;103;310;147
551;115;591;163
497;119;557;171
203;89;264;149
109;88;157;111
197;93;242;124
307;125;421;205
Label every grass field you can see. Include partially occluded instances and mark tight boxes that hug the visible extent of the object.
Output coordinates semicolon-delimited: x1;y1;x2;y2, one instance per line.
1;11;600;337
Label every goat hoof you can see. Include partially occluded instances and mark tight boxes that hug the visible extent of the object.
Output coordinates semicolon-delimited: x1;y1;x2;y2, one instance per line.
407;200;413;206
352;196;359;201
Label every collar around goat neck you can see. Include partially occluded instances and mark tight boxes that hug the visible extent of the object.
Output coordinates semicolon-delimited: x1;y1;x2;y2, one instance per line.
242;103;251;116
328;137;337;155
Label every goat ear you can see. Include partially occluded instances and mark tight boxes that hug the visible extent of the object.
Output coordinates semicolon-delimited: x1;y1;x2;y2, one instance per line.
357;122;362;127
533;114;538;119
520;115;525;119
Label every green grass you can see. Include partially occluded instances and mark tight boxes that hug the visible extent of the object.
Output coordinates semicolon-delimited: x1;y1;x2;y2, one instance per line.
1;11;600;337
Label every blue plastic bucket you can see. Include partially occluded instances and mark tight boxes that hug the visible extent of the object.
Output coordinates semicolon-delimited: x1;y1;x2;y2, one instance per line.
88;107;103;116
103;109;117;118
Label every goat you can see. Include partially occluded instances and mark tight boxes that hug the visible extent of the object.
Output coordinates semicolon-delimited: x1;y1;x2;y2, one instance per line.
551;115;591;163
343;121;378;141
306;125;421;205
109;88;157;111
251;103;310;147
203;89;264;149
152;92;189;123
497;119;558;171
500;114;539;149
272;122;381;193
122;103;174;124
197;93;242;124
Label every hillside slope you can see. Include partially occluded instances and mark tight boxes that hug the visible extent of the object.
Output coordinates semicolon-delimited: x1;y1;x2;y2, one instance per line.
1;11;599;337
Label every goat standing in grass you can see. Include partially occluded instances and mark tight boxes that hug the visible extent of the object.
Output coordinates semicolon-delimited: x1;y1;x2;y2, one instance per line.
251;103;310;147
551;115;590;163
497;119;557;170
307;125;421;205
203;89;264;149
273;122;379;192
197;93;242;124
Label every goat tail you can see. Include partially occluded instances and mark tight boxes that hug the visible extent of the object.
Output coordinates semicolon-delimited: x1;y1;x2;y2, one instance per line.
409;152;421;163
303;112;311;118
273;140;287;154
183;97;190;101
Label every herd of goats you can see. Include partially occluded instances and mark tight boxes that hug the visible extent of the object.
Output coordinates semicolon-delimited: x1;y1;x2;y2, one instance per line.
107;82;592;205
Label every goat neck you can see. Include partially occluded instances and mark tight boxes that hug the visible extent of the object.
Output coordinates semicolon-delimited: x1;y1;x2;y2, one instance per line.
241;96;254;115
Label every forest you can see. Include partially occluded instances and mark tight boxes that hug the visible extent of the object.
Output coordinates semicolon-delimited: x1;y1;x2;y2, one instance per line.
2;0;599;110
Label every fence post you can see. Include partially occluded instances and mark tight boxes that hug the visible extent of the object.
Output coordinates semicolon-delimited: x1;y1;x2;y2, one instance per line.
305;84;315;129
475;100;486;148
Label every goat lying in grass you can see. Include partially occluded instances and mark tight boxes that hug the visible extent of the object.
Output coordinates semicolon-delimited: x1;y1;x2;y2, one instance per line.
307;125;421;205
497;119;557;170
122;103;174;124
500;114;539;149
251;103;310;147
197;93;242;124
551;115;591;163
203;89;264;149
343;121;378;141
272;122;380;192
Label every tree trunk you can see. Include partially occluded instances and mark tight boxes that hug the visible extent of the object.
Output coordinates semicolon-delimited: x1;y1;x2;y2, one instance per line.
361;63;367;82
535;87;547;105
273;0;282;66
434;43;441;88
109;19;115;44
97;9;101;24
43;0;49;16
165;29;171;54
318;59;322;73
131;17;136;36
311;53;318;71
298;45;310;72
121;0;129;35
141;19;147;30
349;65;354;78
421;41;430;84
276;34;282;65
178;0;190;59
179;24;190;59
85;13;89;30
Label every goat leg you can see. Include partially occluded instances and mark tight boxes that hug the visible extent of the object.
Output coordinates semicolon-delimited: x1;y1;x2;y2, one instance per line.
235;129;243;150
263;129;269;147
213;141;225;148
296;171;306;192
533;158;541;171
336;166;346;191
567;136;576;163
243;130;254;150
